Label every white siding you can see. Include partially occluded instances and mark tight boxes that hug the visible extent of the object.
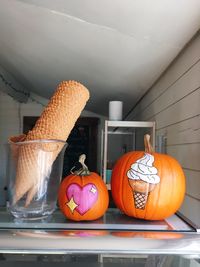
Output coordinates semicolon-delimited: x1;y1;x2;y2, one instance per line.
126;33;200;226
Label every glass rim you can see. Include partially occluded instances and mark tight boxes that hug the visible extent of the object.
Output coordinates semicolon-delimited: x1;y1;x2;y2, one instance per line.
9;139;67;145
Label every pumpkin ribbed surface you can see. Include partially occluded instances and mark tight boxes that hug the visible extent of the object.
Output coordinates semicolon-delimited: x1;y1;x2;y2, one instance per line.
111;151;185;220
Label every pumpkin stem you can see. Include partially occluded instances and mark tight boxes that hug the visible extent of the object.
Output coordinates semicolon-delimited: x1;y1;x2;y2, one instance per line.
70;154;91;176
144;134;154;154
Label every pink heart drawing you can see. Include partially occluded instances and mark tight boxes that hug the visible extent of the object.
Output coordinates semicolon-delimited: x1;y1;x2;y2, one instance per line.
66;183;98;215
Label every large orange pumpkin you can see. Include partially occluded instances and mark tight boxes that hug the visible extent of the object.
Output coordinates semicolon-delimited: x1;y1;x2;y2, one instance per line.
111;135;186;220
58;154;109;221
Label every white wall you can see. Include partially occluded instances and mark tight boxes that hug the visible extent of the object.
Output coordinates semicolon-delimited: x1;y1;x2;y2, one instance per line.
0;92;20;205
0;90;106;205
126;33;200;226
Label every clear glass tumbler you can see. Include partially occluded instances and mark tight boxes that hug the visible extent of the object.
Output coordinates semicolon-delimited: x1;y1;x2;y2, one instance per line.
7;139;67;220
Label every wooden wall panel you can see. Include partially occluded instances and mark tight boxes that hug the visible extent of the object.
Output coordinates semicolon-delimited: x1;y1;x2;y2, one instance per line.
179;195;200;226
184;169;200;200
150;88;200;129
127;34;200;121
157;116;200;145
128;33;200;224
167;144;200;171
136;62;200;121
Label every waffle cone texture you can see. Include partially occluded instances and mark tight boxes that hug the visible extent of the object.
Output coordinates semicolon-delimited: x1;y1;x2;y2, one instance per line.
9;81;90;206
133;191;148;210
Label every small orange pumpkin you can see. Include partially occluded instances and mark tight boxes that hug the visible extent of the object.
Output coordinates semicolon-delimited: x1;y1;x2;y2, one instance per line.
111;134;186;220
58;154;109;221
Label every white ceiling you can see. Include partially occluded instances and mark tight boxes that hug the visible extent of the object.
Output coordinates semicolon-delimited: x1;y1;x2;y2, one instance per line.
0;0;200;117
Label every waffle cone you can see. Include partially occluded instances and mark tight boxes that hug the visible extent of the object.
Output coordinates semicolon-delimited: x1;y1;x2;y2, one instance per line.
9;81;90;205
133;191;148;210
128;179;155;210
26;81;90;141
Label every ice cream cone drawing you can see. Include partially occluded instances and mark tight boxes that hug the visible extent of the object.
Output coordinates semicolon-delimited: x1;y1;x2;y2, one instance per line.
127;153;160;210
9;81;90;206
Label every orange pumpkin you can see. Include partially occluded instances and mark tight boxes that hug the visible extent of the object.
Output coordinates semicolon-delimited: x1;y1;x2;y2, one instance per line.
111;134;186;220
58;154;109;221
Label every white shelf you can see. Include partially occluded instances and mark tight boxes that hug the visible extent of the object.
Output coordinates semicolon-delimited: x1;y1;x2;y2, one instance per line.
101;120;156;186
0;208;199;256
106;120;155;128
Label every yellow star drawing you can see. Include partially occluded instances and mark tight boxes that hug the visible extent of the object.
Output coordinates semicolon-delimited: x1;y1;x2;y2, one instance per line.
90;186;97;194
66;197;78;213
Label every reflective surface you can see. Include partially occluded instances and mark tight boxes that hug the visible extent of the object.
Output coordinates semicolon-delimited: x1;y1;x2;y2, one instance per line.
0;208;199;256
0;208;193;231
0;228;200;256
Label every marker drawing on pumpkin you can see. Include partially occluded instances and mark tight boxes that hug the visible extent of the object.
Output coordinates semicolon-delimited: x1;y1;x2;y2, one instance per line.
66;183;98;215
127;153;160;210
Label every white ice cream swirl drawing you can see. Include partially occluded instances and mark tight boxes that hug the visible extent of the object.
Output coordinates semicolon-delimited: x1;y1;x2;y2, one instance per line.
127;153;160;209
